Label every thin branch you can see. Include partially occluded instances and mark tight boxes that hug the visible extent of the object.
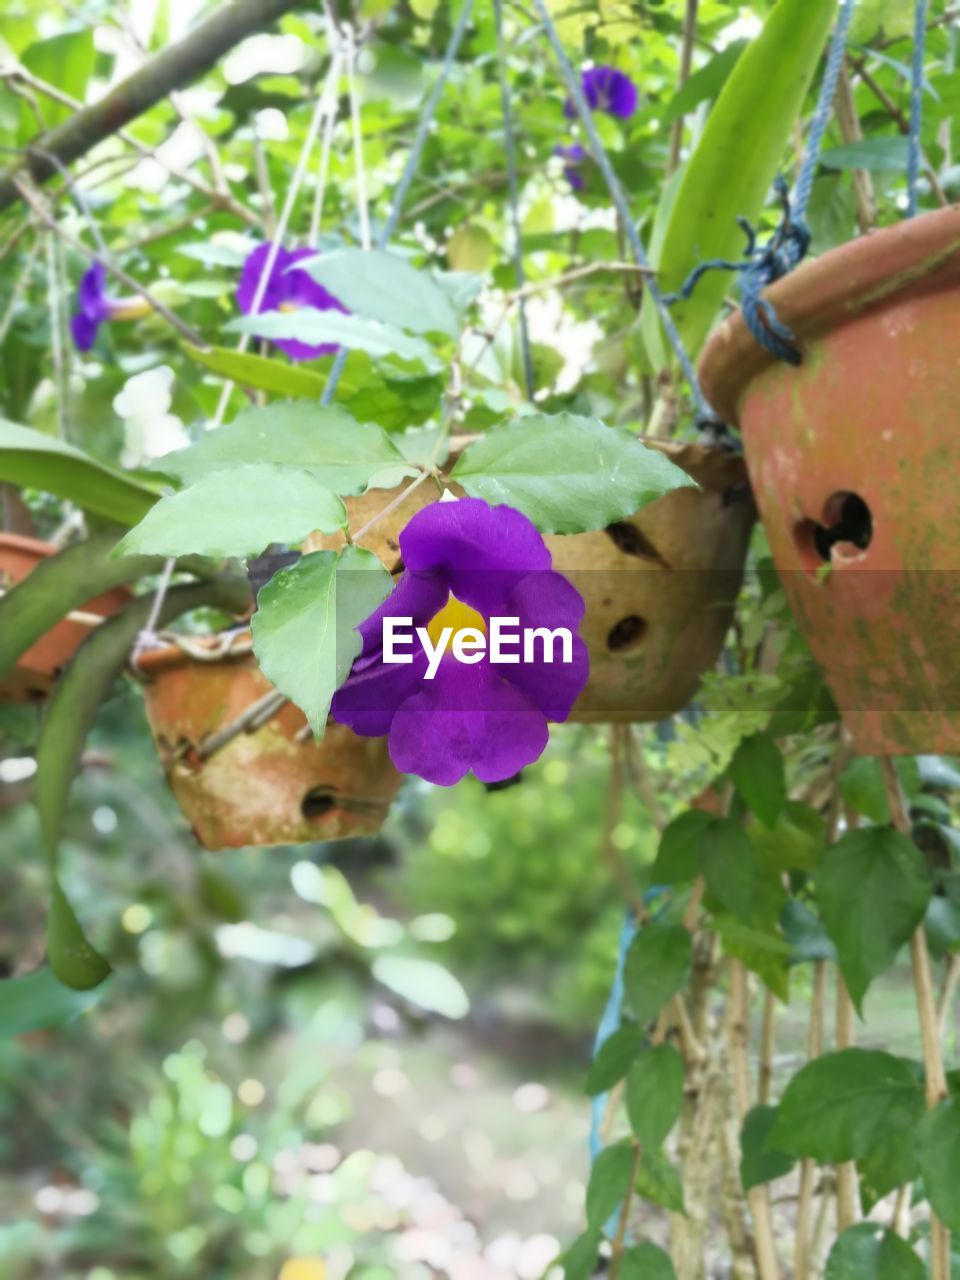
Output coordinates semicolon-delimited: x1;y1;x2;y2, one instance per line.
668;0;698;174
834;62;876;232
0;0;305;213
795;960;826;1280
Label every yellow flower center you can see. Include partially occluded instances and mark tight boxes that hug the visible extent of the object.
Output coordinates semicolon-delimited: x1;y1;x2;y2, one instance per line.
426;593;487;649
277;301;300;313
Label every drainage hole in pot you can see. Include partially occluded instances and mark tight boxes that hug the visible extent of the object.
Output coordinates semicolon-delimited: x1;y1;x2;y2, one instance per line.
607;615;647;652
302;787;338;820
605;522;669;566
795;491;872;573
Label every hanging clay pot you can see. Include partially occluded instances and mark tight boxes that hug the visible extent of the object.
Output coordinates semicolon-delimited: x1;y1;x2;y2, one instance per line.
136;637;403;849
699;205;960;755
0;533;131;703
307;440;754;724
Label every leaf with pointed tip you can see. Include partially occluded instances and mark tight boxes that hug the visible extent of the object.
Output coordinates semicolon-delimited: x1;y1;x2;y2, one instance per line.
184;345;328;398
48;881;111;991
251;546;392;736
117;465;346;559
297;249;460;338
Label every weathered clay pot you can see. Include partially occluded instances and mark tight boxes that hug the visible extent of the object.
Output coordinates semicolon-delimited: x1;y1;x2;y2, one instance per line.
699;206;960;755
308;440;754;724
0;534;131;703
136;639;403;849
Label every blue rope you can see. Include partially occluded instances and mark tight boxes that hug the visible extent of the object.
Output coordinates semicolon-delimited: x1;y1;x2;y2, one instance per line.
907;0;928;218
494;0;535;401
320;0;475;408
531;0;711;420
792;0;858;222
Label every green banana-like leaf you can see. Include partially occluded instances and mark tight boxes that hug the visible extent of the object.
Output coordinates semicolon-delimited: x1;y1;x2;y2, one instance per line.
184;345;328;399
0;531;161;682
0;421;162;526
35;575;250;989
647;0;838;361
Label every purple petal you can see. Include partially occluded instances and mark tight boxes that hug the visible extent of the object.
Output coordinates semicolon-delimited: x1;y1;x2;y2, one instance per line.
387;659;549;786
237;243;350;361
77;263;108;319
566;67;638;122
554;143;587;191
500;570;590;721
399;498;553;615
70;311;100;351
237;243;290;316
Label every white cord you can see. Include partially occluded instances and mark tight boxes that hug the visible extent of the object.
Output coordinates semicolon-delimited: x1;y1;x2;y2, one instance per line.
308;49;345;248
345;30;371;251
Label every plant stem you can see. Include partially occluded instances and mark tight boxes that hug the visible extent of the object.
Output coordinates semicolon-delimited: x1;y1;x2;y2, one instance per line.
608;1140;642;1280
834;969;862;1228
668;0;699;174
879;756;950;1280
834;62;876;232
794;959;825;1280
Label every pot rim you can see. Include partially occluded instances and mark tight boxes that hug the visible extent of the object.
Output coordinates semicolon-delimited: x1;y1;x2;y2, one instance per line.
698;204;960;426
0;532;58;560
133;630;254;679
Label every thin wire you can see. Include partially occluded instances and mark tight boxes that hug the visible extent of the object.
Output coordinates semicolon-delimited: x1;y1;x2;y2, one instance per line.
531;0;709;418
44;231;67;440
308;50;344;247
493;0;534;402
132;554;177;665
907;0;929;218
791;0;857;224
320;0;475;409
345;32;372;251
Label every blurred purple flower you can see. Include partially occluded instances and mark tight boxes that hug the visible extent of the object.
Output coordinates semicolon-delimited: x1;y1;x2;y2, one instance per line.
332;497;589;786
554;142;587;190
236;243;348;362
70;263;150;351
564;65;638;121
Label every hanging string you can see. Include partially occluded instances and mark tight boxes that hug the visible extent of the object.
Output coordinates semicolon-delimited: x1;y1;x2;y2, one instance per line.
320;0;475;409
665;0;857;367
531;0;711;420
907;0;929;218
493;0;534;402
308;49;346;247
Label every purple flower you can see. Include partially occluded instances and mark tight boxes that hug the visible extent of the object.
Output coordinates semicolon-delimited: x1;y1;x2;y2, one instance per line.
554;143;587;191
70;263;150;351
564;65;638;121
331;498;589;786
236;243;349;362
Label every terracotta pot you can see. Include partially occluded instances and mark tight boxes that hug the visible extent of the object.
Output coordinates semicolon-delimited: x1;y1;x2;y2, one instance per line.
307;440;754;724
699;206;960;755
0;534;131;703
137;639;403;849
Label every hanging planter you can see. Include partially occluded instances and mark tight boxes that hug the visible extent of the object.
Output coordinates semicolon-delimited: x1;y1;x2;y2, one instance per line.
135;637;403;849
309;440;754;724
0;534;131;703
699;205;960;755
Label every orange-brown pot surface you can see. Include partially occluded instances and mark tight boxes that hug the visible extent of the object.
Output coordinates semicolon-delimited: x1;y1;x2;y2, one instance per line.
0;534;131;703
699;205;960;754
306;440;755;724
138;641;403;849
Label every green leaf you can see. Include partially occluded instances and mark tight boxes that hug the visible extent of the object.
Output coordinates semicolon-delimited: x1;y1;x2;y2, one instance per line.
298;249;460;338
701;817;786;928
226;310;441;368
781;899;837;965
820;137;911;173
919;1098;960;1232
769;1049;925;1164
116;466;346;559
649;0;836;356
251;546;392;736
0;531;160;683
562;1229;601;1280
661;41;747;125
155;402;412;495
20;31;94;136
371;955;469;1019
0;966;106;1038
47;882;111;991
729;733;785;828
715;916;791;1001
625;1044;685;1149
184;345;328;399
839;757;920;824
0;420;161;526
651;810;712;884
452;415;694;535
623;922;692;1026
634;1149;684;1213
586;1139;635;1229
815;826;931;1011
751;801;826;875
857;1125;920;1206
176;242;250;269
620;1243;676;1280
586;1025;644;1096
740;1105;796;1190
824;1225;925;1280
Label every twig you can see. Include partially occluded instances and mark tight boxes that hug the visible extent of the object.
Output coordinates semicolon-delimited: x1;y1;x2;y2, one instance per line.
13;177;207;348
350;468;435;546
795;960;826;1280
879;756;950;1280
758;988;776;1106
668;0;699;174
608;1140;642;1280
0;0;306;213
598;726;648;918
835;971;862;1227
197;688;287;760
835;62;876;232
937;951;960;1041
